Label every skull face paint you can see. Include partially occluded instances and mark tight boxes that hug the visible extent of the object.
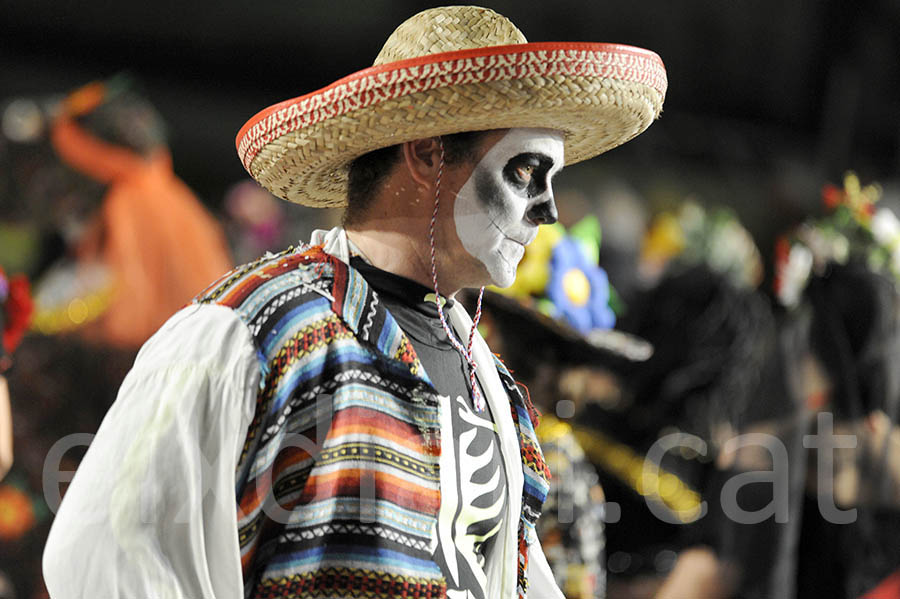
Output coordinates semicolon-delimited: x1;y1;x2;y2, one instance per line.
453;128;565;287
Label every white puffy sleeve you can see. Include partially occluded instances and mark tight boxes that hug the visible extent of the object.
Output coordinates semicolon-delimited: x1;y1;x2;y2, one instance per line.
43;303;260;599
527;535;567;599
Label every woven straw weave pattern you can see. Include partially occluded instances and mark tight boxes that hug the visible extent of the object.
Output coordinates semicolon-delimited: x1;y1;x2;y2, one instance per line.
243;51;664;207
373;5;528;65
238;49;667;168
236;6;667;207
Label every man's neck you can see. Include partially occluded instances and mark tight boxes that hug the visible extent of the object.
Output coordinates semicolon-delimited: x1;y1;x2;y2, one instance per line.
346;227;423;281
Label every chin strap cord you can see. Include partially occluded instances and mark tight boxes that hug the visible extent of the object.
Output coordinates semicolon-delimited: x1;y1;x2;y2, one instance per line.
428;137;487;412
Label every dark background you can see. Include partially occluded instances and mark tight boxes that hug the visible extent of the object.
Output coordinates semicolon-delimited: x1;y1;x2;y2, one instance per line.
2;0;900;261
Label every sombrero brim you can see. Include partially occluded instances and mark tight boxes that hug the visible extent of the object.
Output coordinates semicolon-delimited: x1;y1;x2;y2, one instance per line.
478;289;654;364
237;42;667;207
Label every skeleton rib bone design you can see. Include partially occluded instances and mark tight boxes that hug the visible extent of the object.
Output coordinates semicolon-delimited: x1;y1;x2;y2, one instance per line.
435;394;507;599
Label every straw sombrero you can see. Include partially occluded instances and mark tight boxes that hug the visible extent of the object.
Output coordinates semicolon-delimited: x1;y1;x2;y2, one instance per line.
236;5;667;207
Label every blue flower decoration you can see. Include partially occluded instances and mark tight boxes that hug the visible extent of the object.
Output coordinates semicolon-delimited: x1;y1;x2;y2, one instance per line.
546;237;615;333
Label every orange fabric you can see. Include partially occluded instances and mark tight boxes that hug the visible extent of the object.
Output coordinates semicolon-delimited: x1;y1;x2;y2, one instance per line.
51;116;233;348
51;117;145;184
62;82;107;119
862;570;900;599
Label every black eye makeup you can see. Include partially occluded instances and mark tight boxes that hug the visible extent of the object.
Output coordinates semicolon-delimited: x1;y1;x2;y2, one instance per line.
503;153;554;195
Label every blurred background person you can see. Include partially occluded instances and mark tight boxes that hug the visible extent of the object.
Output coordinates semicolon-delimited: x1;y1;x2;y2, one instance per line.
590;202;776;598
478;200;778;598
221;179;339;265
5;75;232;346
0;267;33;599
0;267;33;481
0;75;232;599
766;173;900;599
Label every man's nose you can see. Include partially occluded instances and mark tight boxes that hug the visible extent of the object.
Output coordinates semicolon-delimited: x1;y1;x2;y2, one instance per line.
527;197;558;226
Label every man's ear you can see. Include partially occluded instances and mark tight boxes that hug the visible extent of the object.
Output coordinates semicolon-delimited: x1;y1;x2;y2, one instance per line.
401;137;442;190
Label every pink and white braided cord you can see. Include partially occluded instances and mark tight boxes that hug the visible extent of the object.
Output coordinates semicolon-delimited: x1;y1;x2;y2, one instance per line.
428;138;487;412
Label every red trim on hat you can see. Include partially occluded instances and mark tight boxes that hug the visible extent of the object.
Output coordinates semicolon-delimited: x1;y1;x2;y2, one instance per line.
235;41;665;152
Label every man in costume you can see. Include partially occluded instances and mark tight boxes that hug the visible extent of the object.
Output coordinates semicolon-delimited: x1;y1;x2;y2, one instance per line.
43;6;666;598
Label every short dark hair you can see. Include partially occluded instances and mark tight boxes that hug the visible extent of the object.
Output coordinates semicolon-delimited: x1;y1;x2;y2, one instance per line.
344;130;492;225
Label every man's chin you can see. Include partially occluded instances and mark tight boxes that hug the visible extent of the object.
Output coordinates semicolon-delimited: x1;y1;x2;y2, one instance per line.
488;267;517;289
485;244;523;288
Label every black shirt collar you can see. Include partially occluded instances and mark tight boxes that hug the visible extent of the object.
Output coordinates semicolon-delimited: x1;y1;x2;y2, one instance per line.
349;255;456;319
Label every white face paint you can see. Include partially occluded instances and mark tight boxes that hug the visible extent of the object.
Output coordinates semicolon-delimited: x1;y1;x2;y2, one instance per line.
453;128;565;287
